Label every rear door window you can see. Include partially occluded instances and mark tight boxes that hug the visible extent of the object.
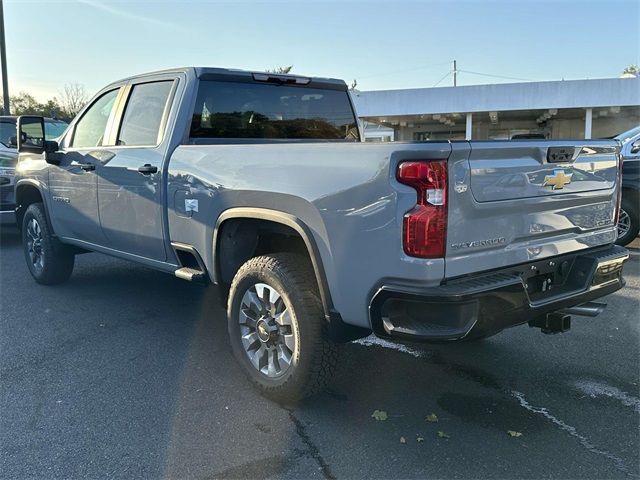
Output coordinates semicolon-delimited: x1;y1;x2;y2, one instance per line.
190;80;359;141
117;81;174;147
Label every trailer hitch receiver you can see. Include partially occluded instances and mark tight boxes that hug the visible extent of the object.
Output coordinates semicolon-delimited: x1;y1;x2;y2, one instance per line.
529;313;571;334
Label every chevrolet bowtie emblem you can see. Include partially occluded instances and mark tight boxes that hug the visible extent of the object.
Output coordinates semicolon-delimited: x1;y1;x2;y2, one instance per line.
543;169;573;190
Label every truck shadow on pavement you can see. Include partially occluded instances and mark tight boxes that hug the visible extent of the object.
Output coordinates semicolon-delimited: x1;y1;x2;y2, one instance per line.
0;225;20;247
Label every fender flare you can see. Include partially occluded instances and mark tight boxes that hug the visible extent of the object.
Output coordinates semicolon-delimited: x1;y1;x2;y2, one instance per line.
15;178;50;230
212;208;371;342
213;207;334;316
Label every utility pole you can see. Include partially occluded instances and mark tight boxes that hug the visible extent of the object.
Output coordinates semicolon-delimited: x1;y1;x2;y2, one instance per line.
0;0;9;115
453;59;457;87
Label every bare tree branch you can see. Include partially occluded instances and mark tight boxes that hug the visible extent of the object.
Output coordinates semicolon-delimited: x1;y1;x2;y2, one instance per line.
265;66;293;74
57;83;89;118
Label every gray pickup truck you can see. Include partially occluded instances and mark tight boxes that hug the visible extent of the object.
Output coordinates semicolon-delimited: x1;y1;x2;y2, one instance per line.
15;67;629;401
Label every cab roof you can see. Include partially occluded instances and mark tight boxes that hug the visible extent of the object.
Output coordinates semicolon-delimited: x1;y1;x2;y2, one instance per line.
112;67;348;90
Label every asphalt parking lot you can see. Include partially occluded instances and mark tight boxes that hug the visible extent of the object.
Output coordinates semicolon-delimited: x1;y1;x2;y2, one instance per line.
1;226;639;479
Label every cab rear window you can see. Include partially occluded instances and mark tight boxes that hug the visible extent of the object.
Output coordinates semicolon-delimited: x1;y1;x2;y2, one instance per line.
189;80;359;141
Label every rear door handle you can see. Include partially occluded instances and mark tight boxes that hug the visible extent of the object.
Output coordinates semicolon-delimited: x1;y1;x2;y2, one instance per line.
138;164;158;174
79;163;95;171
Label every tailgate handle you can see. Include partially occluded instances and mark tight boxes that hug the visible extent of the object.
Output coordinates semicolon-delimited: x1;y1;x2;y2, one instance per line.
547;147;575;163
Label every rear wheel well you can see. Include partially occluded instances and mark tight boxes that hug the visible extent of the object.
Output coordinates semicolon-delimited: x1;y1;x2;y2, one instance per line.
216;218;309;286
214;214;371;343
16;185;44;230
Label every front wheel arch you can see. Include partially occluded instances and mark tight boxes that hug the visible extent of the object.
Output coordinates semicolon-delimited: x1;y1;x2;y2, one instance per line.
16;183;46;232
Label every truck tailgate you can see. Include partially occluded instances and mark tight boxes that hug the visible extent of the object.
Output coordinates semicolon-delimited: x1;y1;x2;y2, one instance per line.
445;140;620;278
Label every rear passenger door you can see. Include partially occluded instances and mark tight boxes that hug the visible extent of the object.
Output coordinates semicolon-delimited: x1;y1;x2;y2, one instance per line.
97;79;176;261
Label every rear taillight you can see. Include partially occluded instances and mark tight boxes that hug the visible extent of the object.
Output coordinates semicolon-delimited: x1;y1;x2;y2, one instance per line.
397;160;447;258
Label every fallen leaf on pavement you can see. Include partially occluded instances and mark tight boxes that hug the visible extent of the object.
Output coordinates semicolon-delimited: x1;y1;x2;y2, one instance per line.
507;430;523;437
437;431;450;439
416;435;424;442
425;413;438;422
400;436;406;444
371;410;388;421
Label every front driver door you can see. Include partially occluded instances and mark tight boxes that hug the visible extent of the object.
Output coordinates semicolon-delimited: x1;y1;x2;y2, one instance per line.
97;79;176;261
48;88;122;245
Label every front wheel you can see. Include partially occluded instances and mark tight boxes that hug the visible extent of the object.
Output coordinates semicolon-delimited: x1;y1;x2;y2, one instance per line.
227;253;338;403
22;203;75;285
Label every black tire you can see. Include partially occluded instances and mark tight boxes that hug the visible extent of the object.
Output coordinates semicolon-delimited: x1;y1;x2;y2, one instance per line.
616;196;640;246
227;253;338;403
22;203;74;285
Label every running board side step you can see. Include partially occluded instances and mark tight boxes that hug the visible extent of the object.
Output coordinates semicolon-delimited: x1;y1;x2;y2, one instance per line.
175;267;207;283
171;242;209;284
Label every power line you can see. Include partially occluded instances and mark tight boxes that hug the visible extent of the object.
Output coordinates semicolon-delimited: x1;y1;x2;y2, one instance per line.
358;61;452;79
458;69;532;82
433;71;452;87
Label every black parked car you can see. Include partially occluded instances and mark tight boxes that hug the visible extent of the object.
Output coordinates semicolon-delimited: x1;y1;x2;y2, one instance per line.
0;116;68;225
615;126;640;246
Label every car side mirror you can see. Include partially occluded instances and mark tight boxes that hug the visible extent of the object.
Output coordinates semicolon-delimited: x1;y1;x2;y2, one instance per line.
631;140;640;154
17;116;46;154
17;116;61;164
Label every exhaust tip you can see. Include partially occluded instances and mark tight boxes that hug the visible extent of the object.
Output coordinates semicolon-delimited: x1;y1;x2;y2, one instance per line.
559;302;606;318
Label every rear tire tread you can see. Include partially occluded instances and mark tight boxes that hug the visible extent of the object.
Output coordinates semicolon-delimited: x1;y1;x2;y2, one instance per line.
227;253;338;402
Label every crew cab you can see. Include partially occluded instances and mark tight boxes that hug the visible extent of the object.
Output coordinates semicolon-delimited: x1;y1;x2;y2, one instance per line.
14;67;629;401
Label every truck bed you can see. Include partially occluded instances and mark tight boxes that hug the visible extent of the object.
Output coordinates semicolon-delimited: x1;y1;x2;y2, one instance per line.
166;138;620;329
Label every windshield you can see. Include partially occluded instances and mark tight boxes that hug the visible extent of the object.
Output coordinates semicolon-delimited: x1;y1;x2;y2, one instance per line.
45;120;69;140
190;80;359;141
0;118;68;147
615;125;640;145
0;119;16;148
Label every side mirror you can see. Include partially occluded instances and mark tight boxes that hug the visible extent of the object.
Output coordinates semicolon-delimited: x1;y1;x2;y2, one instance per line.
17;116;60;164
17;116;46;154
631;140;640;154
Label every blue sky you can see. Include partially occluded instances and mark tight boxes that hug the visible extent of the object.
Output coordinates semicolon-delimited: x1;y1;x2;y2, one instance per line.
4;0;640;100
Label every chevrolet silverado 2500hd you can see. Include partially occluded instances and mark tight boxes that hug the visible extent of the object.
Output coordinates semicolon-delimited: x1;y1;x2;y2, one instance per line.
15;67;629;401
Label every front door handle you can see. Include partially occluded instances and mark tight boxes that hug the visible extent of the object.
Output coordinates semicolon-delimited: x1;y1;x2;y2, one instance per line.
79;163;95;172
138;164;158;174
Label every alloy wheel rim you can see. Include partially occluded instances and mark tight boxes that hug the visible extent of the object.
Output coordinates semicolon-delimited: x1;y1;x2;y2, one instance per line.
26;218;44;270
238;282;296;378
617;208;631;238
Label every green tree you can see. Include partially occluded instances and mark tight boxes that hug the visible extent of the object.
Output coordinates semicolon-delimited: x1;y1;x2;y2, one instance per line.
0;92;70;120
622;64;639;76
9;92;41;115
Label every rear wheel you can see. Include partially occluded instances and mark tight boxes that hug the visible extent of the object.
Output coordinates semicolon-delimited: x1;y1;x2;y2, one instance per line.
22;203;74;285
227;253;337;403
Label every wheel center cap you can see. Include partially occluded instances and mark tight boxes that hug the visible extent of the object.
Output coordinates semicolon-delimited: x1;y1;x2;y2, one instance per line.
256;320;272;342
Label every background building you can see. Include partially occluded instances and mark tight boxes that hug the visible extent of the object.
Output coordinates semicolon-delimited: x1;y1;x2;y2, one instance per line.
352;77;640;141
